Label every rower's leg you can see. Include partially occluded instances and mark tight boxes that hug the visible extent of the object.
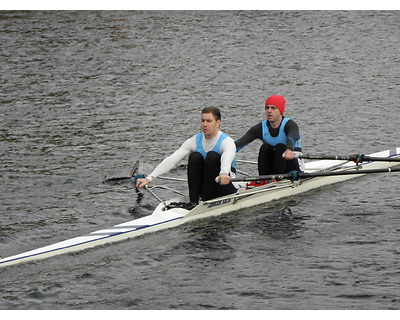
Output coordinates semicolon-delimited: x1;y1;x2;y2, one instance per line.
275;143;300;173
187;152;204;203
259;143;300;174
258;143;275;175
273;144;289;173
202;151;237;201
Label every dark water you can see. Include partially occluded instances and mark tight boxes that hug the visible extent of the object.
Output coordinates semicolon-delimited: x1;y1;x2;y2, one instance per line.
1;10;399;310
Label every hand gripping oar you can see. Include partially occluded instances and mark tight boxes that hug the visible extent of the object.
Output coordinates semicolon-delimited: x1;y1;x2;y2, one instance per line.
232;167;400;183
101;161;161;204
297;154;400;164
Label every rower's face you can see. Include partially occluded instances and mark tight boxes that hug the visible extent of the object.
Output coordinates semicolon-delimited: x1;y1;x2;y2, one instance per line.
265;105;282;123
201;113;220;139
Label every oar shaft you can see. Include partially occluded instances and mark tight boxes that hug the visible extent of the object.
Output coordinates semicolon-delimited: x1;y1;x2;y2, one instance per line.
232;173;290;182
104;175;186;183
232;167;400;182
301;167;400;178
298;154;400;162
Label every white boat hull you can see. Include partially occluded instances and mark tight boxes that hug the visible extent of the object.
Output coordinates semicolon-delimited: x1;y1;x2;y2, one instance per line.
1;148;399;268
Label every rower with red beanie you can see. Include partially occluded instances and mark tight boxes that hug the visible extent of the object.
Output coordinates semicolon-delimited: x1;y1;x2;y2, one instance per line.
235;95;303;182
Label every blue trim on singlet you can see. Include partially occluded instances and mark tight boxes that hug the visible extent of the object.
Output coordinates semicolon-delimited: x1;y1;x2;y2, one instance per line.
262;118;302;151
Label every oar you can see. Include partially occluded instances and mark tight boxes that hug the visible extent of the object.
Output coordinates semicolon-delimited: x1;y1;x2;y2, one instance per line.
232;167;400;183
297;154;400;163
238;155;400;164
103;161;187;185
103;175;186;185
103;161;140;184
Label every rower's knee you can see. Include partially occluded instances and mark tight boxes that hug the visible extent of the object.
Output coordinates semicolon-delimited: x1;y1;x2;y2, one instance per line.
205;151;220;164
189;151;204;166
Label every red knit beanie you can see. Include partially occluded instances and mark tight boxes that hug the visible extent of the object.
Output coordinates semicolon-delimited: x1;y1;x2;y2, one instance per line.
265;95;286;115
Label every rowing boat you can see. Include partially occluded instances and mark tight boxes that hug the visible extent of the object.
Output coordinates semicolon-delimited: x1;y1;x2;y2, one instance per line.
1;147;399;268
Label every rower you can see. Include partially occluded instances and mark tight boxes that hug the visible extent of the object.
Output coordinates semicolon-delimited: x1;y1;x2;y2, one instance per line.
135;107;237;209
235;95;304;186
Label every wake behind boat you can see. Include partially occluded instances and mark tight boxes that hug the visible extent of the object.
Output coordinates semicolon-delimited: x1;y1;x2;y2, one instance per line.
1;147;399;268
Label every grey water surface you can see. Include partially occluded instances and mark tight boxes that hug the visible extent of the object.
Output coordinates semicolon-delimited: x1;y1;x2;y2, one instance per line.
1;10;399;309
